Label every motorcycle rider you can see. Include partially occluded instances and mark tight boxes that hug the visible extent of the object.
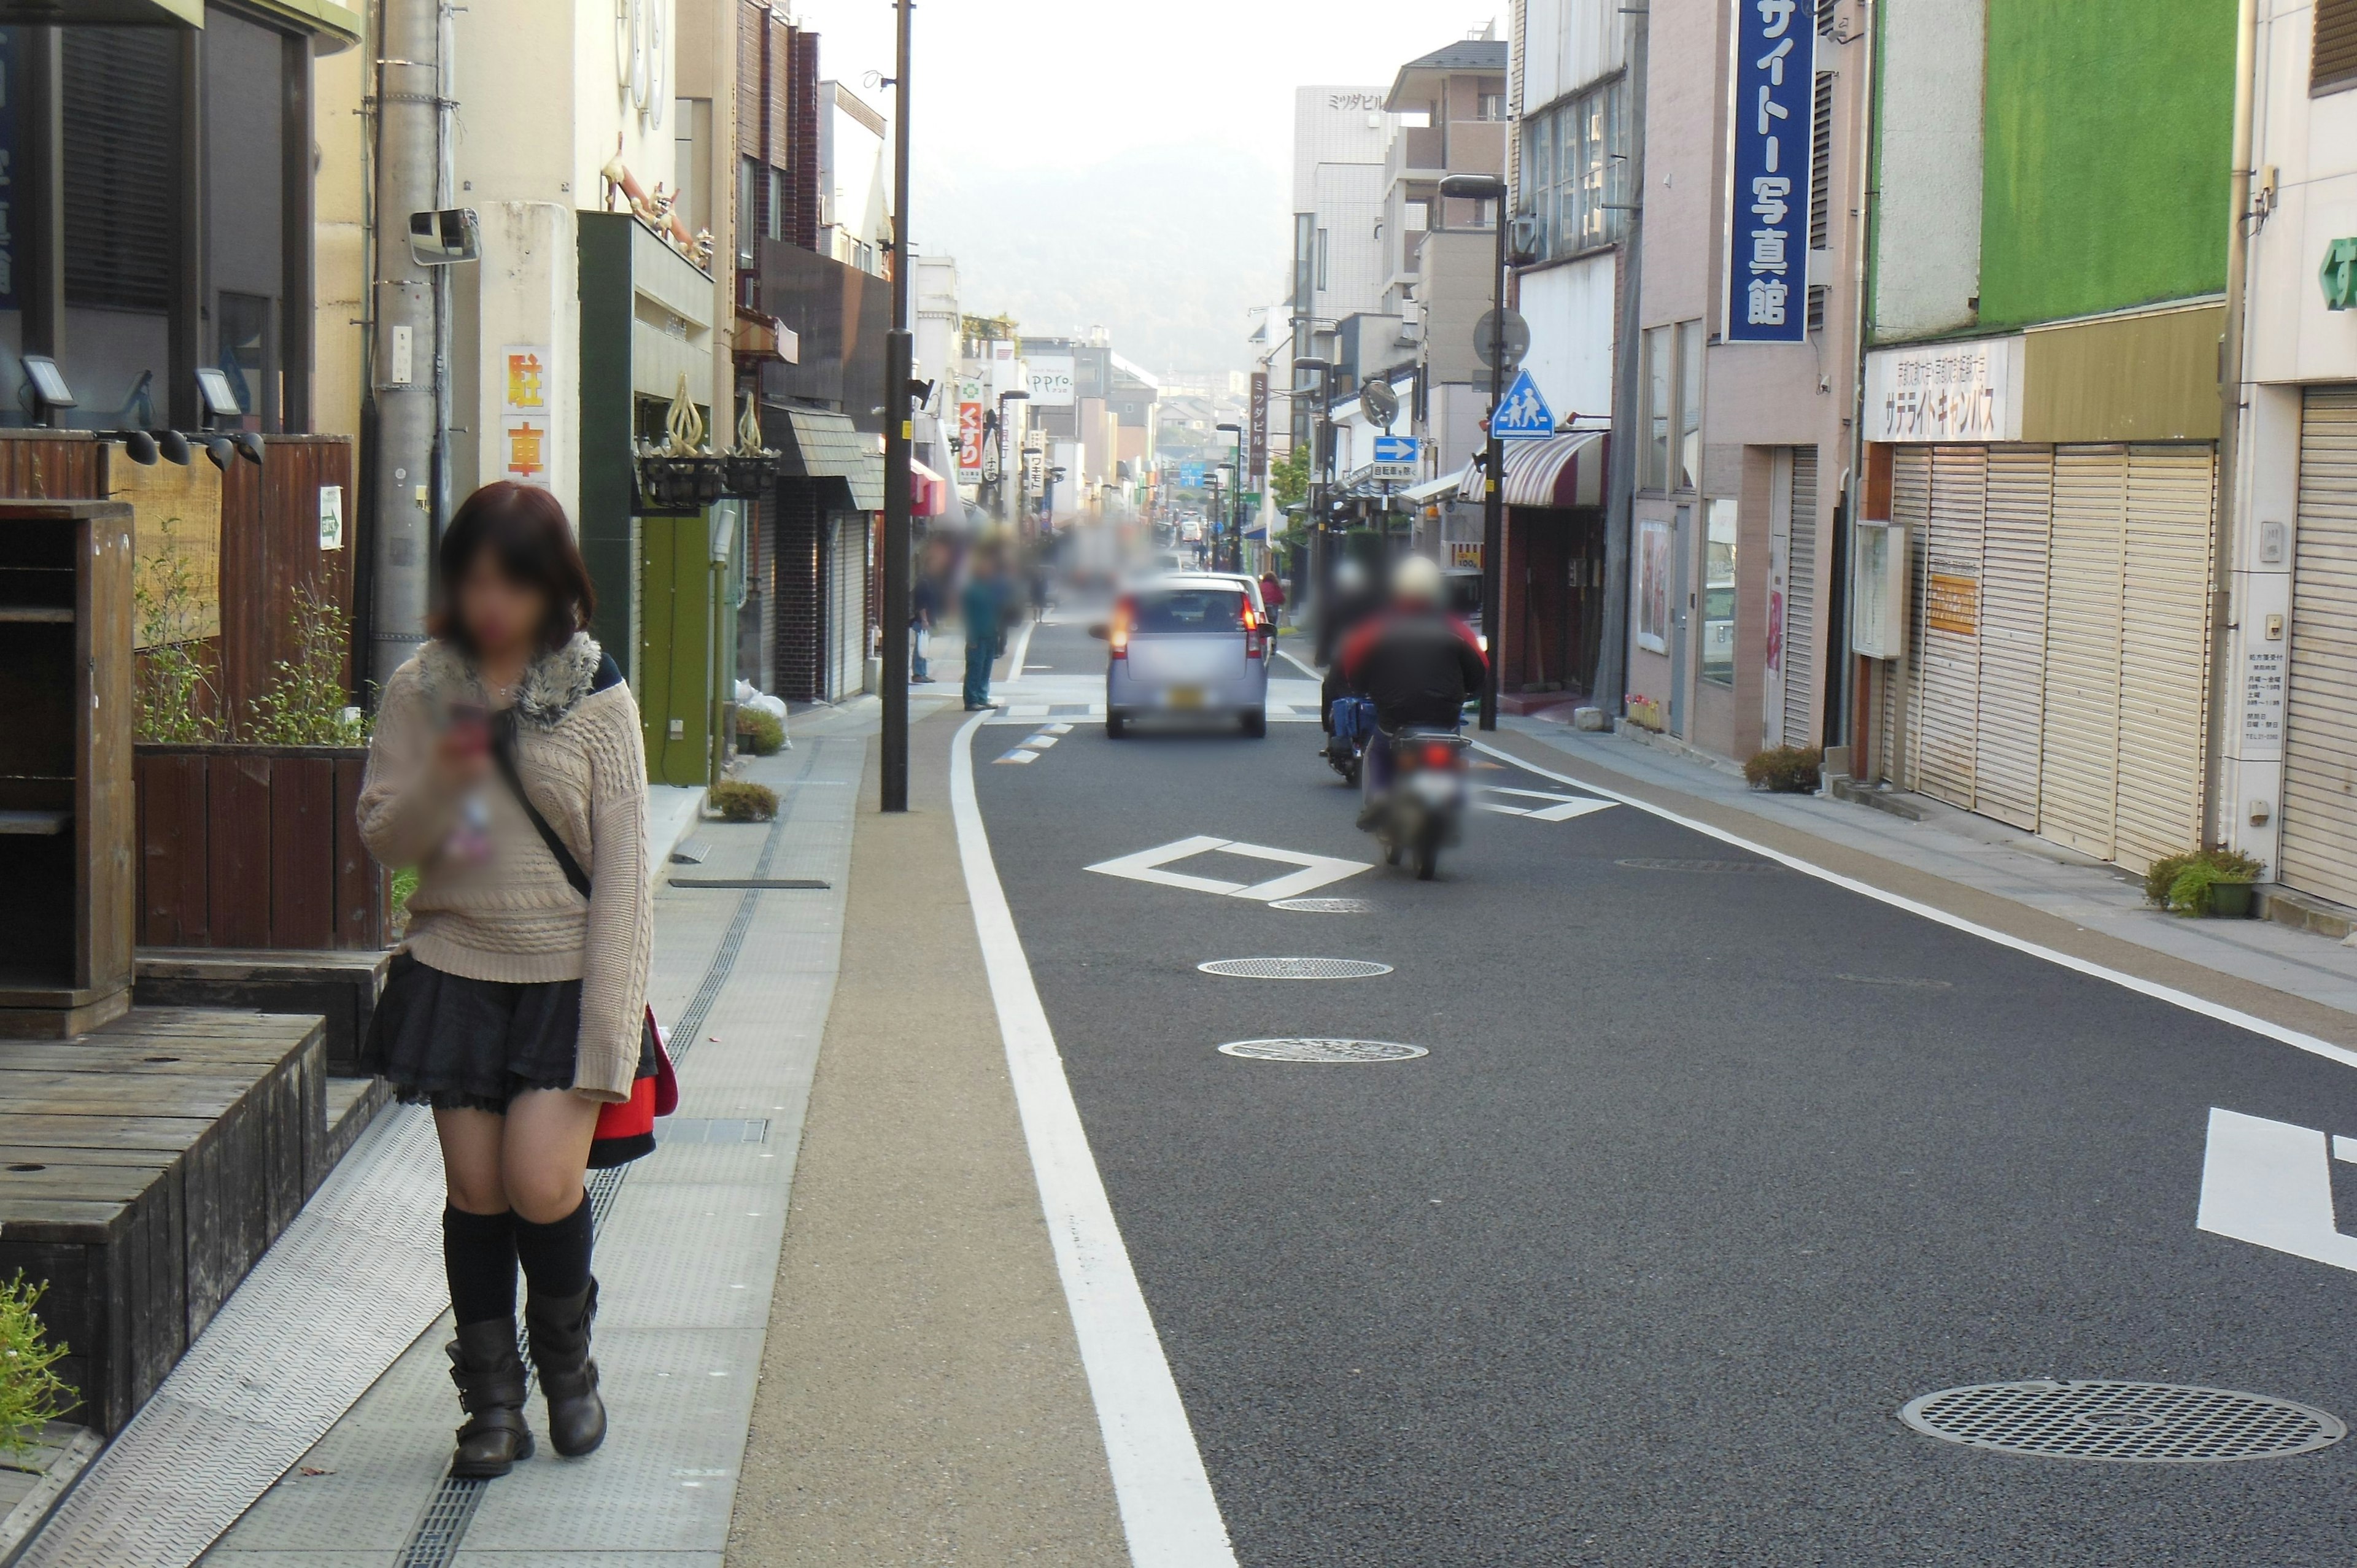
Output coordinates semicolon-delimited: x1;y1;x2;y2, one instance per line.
1314;556;1388;761
1339;554;1487;829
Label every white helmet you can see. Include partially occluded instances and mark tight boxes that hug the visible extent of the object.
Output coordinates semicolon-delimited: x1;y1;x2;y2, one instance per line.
1392;553;1444;606
1331;557;1369;595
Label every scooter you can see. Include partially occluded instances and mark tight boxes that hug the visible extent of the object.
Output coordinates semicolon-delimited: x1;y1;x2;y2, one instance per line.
1369;727;1471;881
1325;694;1376;787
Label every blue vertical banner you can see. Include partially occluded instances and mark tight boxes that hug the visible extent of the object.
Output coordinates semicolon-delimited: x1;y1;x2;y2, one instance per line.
1725;0;1815;344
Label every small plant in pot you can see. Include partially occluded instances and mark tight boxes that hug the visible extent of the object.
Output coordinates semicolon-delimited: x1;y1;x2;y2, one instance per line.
2144;848;2264;918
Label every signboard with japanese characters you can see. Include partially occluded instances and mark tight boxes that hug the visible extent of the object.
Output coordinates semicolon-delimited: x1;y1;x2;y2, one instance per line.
1724;0;1816;344
956;379;986;482
1026;356;1077;408
1248;372;1270;483
1862;338;2022;442
501;344;553;489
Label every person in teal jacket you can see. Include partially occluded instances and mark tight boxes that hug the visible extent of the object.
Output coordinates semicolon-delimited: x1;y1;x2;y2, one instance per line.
961;546;1008;711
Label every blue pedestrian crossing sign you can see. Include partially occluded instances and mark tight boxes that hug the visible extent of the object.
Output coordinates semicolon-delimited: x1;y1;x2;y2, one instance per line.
1488;369;1557;439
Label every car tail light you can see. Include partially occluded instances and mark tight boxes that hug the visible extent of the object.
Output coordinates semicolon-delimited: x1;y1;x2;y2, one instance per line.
1240;604;1263;657
1110;599;1131;658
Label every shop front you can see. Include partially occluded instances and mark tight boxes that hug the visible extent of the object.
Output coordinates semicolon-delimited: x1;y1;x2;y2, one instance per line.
1463;430;1608;709
767;403;880;705
1858;305;2222;871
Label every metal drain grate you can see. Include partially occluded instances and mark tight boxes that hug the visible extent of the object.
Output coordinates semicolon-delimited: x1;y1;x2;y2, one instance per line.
1198;957;1393;980
1218;1038;1428;1063
1616;857;1781;873
1899;1381;2346;1464
1269;897;1374;913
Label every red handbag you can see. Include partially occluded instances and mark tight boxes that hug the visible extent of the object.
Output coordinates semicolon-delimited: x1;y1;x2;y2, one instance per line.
493;727;675;1168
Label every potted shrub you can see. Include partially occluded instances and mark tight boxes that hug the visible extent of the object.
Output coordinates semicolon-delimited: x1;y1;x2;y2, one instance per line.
134;574;388;951
2143;848;2264;919
1744;745;1824;794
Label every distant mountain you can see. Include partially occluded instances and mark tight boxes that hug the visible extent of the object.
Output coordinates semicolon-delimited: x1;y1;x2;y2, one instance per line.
911;141;1287;380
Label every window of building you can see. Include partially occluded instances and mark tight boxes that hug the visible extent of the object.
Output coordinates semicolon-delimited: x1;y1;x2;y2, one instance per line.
1520;75;1627;261
1405;199;1430;234
2318;0;2357;94
1293;213;1316;312
1700;498;1738;686
1676;321;1702;493
1641;325;1670;492
738;158;759;265
1477;93;1508;122
767;169;787;242
1315;228;1329;292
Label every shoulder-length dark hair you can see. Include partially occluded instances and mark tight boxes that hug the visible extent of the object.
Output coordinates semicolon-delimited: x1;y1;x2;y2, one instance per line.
431;482;597;657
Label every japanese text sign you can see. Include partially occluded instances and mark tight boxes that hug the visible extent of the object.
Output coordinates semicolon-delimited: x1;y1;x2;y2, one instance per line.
1725;0;1816;344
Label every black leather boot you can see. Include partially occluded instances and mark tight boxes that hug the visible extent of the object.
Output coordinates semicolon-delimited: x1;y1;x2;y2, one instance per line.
446;1319;535;1477
525;1279;607;1458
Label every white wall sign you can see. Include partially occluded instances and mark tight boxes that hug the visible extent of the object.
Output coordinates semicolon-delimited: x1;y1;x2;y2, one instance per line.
317;485;344;551
1864;336;2023;443
2242;647;2286;754
1027;355;1076;408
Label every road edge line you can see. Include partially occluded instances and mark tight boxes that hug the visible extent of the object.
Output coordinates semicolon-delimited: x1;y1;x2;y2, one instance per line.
1473;736;2357;1075
950;711;1240;1567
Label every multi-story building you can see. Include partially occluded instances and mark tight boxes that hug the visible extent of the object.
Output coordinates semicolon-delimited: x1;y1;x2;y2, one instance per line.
1856;0;2234;875
816;80;892;278
1288;85;1396;450
2218;0;2357;910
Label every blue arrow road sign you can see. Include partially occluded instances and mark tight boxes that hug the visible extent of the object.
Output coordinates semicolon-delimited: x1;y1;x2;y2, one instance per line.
1488;369;1557;439
1373;436;1418;465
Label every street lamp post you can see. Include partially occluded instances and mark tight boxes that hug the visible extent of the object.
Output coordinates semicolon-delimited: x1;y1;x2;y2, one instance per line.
881;0;916;810
1439;172;1509;733
1290;356;1335;598
1217;421;1244;572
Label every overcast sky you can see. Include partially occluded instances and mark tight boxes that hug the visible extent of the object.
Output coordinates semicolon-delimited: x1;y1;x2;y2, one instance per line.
783;0;1502;377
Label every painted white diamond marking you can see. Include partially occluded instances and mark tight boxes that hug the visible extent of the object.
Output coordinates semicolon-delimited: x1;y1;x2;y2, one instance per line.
1085;835;1373;903
2198;1108;2357;1272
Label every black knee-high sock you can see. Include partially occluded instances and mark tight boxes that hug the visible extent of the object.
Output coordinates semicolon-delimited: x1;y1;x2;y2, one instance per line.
443;1205;517;1326
514;1193;594;1301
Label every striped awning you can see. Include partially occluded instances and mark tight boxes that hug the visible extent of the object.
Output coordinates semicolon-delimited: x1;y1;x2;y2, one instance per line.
1458;430;1609;509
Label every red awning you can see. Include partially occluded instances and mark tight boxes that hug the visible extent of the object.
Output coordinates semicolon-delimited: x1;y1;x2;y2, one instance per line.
910;457;952;518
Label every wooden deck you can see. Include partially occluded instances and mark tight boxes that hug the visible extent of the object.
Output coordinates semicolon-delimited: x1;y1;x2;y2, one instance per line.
0;1008;327;1435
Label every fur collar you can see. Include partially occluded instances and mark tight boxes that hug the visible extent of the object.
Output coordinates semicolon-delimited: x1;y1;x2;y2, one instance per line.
416;633;605;732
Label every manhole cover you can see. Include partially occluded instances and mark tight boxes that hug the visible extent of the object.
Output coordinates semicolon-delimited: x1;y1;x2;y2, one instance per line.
1616;857;1780;874
1198;957;1393;980
1270;897;1374;913
1835;973;1953;991
1218;1038;1428;1064
1899;1381;2345;1464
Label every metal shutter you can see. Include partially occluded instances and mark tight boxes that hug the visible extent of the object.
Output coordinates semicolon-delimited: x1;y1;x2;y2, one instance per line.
2038;447;2128;860
1973;446;2053;830
1782;447;1819;749
2280;389;2357;906
827;513;866;700
1913;447;1986;808
1893;447;1932;786
2112;446;2215;871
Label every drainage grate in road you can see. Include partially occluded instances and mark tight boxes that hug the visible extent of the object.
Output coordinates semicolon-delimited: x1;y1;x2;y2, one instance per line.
1218;1038;1428;1063
1269;897;1375;913
1615;857;1781;874
1898;1381;2346;1464
1198;957;1393;980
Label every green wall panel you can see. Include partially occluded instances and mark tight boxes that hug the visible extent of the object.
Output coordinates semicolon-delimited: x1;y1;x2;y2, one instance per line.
1980;0;2235;329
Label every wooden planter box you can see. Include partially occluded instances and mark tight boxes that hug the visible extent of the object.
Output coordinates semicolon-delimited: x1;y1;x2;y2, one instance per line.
134;745;387;952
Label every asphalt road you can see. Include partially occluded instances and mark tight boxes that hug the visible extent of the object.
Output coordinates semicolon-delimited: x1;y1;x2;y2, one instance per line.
973;619;2357;1566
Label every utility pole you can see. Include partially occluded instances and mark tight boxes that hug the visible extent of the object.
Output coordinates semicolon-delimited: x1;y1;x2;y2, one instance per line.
880;0;915;812
368;0;445;688
1596;2;1647;736
1441;172;1509;731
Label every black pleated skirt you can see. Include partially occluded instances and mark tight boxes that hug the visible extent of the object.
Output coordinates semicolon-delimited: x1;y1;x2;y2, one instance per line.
363;952;589;1113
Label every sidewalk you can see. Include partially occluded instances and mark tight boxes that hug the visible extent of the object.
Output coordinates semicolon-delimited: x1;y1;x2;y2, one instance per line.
1497;716;2357;1038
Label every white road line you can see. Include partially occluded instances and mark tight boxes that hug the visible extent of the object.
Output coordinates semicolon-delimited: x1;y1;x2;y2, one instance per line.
1279;649;1323;683
951;716;1239;1567
1004;619;1038;684
1475;738;2357;1075
2198;1108;2357;1270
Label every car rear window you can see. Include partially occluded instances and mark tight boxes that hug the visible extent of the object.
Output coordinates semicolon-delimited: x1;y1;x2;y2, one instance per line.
1131;589;1247;635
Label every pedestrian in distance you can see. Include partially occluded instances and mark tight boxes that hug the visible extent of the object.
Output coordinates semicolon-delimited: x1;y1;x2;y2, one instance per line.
910;562;939;684
962;543;1008;710
1259;568;1287;628
357;482;654;1480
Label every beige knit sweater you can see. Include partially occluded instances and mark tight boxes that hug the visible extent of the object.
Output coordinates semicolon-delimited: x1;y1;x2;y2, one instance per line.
357;635;652;1103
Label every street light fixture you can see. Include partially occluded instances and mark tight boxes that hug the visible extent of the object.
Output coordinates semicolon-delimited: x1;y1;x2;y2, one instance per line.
1217;422;1244;571
1439;172;1509;732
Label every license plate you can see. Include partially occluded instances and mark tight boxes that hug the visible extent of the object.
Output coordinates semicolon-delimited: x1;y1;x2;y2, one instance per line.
1166;686;1205;709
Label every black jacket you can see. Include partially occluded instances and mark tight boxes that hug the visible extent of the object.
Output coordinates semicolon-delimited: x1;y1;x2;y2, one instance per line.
1340;606;1488;730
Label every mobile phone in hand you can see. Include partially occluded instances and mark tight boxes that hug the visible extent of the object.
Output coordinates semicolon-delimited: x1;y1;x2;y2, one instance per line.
444;700;491;758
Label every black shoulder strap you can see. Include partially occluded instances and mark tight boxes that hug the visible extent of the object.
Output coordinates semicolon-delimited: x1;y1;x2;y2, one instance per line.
491;723;592;900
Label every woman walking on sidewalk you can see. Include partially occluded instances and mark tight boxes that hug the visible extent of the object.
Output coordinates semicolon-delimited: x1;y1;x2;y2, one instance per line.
357;482;652;1478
